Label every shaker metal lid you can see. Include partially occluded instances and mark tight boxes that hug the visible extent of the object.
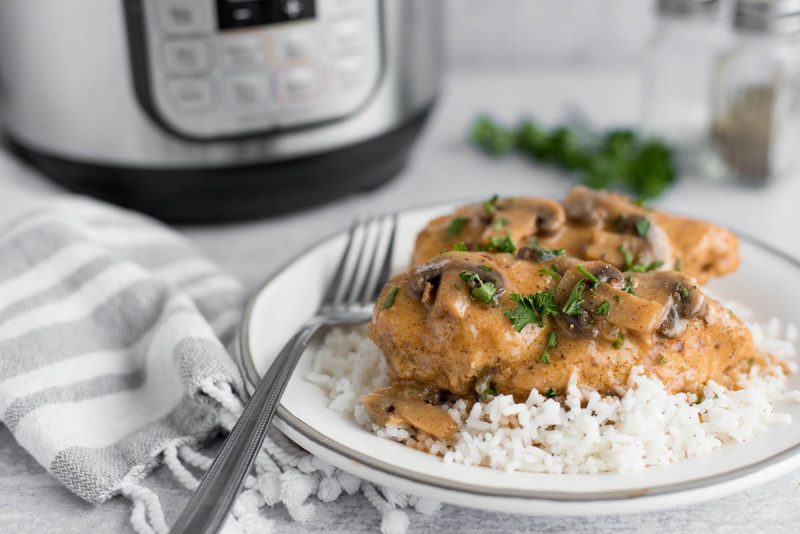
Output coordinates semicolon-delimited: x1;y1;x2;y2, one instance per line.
657;0;722;17
734;0;800;33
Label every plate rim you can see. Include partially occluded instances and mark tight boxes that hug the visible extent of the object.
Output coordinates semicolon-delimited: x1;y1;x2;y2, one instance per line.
239;201;800;503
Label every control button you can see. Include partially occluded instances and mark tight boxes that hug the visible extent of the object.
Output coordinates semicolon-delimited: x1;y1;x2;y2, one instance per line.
333;54;366;85
224;74;271;107
221;37;267;69
279;66;320;98
329;18;364;51
163;40;211;74
217;0;268;30
281;0;314;20
281;31;314;60
158;1;213;34
167;78;215;113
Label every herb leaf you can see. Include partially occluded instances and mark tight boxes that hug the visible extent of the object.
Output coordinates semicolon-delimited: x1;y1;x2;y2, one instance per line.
575;265;599;286
619;245;635;271
544;388;559;399
460;271;497;304
383;287;399;309
595;301;610;316
483;194;500;216
446;217;469;236
486;235;516;254
562;279;587;315
505;294;543;331
538;265;561;280
530;246;566;261
491;217;510;230
451;242;468;252
622;276;636;295
635;218;650;237
612;332;624;349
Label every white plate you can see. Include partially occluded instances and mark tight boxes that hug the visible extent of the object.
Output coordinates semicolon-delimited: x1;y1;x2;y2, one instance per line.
240;202;800;516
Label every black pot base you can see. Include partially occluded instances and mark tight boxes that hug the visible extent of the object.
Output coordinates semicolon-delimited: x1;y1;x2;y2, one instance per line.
6;106;431;224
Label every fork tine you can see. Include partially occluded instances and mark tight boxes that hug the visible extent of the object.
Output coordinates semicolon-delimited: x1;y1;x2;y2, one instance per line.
368;214;397;304
341;216;372;308
319;219;359;310
357;216;393;306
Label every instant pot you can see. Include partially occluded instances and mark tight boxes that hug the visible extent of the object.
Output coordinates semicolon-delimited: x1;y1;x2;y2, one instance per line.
0;0;441;222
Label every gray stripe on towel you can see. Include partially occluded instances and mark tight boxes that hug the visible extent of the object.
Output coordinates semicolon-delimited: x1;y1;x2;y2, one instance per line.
49;395;219;504
4;371;146;430
0;282;179;379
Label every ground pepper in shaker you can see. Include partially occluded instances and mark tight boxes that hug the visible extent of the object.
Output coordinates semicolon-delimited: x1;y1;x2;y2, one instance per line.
641;0;731;175
709;0;800;184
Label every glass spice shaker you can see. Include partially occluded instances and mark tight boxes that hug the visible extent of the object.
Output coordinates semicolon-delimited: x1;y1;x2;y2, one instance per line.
709;0;800;184
642;0;731;175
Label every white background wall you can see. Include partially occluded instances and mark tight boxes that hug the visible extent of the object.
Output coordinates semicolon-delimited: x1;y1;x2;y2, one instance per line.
443;0;657;67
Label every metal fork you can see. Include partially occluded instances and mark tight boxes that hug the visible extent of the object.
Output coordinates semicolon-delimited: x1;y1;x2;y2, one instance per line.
170;216;397;534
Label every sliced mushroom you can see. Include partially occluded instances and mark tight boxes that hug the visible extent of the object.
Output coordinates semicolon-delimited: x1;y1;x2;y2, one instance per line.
498;197;566;235
362;386;457;440
657;281;706;338
407;252;506;304
552;262;624;338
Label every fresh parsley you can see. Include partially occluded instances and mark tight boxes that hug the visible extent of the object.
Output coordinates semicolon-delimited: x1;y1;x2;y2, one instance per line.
635;218;650;237
620;245;635;271
538;265;561;280
483;194;500;216
575;265;599;286
540;331;558;363
383;287;399;309
562;279;587;316
622;276;636;295
460;271;497;304
491;217;510;230
596;301;610;316
478;264;493;272
544;388;559;399
612;332;624;349
486;235;516;254
446;217;468;236
658;355;667;364
505;288;559;332
530;246;566;261
451;242;468;252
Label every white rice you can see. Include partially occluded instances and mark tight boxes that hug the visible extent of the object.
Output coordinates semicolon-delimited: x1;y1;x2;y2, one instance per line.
305;314;800;474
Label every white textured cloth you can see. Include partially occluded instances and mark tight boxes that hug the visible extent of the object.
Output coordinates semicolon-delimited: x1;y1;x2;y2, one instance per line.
0;197;439;534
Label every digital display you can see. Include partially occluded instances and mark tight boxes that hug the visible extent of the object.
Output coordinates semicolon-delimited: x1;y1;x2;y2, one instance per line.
217;0;316;30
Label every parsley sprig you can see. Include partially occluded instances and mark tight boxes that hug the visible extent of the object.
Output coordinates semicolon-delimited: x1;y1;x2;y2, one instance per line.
504;288;559;331
460;271;497;304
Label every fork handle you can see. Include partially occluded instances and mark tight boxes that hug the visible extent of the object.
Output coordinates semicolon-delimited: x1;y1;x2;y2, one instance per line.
170;321;323;534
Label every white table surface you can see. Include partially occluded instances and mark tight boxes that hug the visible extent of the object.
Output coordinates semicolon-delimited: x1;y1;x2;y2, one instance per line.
2;66;800;533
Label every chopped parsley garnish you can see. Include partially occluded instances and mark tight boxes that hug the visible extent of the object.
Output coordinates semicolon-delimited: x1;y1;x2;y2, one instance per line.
544;388;559;399
648;260;664;271
562;279;587;316
451;242;469;252
575;265;599;286
538;265;561;280
658;355;667;364
491;217;510;230
612;332;624;349
505;294;543;331
622;276;636;295
478;264;493;272
475;374;497;401
460;271;497;304
635;218;650;237
383;287;399;309
446;217;468;236
677;285;690;299
595;301;610;316
540;331;558;363
505;288;559;332
486;235;516;254
620;245;635;271
483;194;500;216
531;246;566;261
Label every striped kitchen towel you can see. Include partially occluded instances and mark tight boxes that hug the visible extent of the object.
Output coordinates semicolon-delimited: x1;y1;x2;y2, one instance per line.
0;197;438;534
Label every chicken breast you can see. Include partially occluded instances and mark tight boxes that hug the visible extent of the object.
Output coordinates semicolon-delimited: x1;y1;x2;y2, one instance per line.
411;186;739;284
369;252;764;402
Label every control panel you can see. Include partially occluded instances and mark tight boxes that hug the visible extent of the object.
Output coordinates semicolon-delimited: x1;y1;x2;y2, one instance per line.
128;0;383;139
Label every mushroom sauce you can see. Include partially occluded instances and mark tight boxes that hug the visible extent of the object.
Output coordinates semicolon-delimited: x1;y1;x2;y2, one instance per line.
364;187;773;440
